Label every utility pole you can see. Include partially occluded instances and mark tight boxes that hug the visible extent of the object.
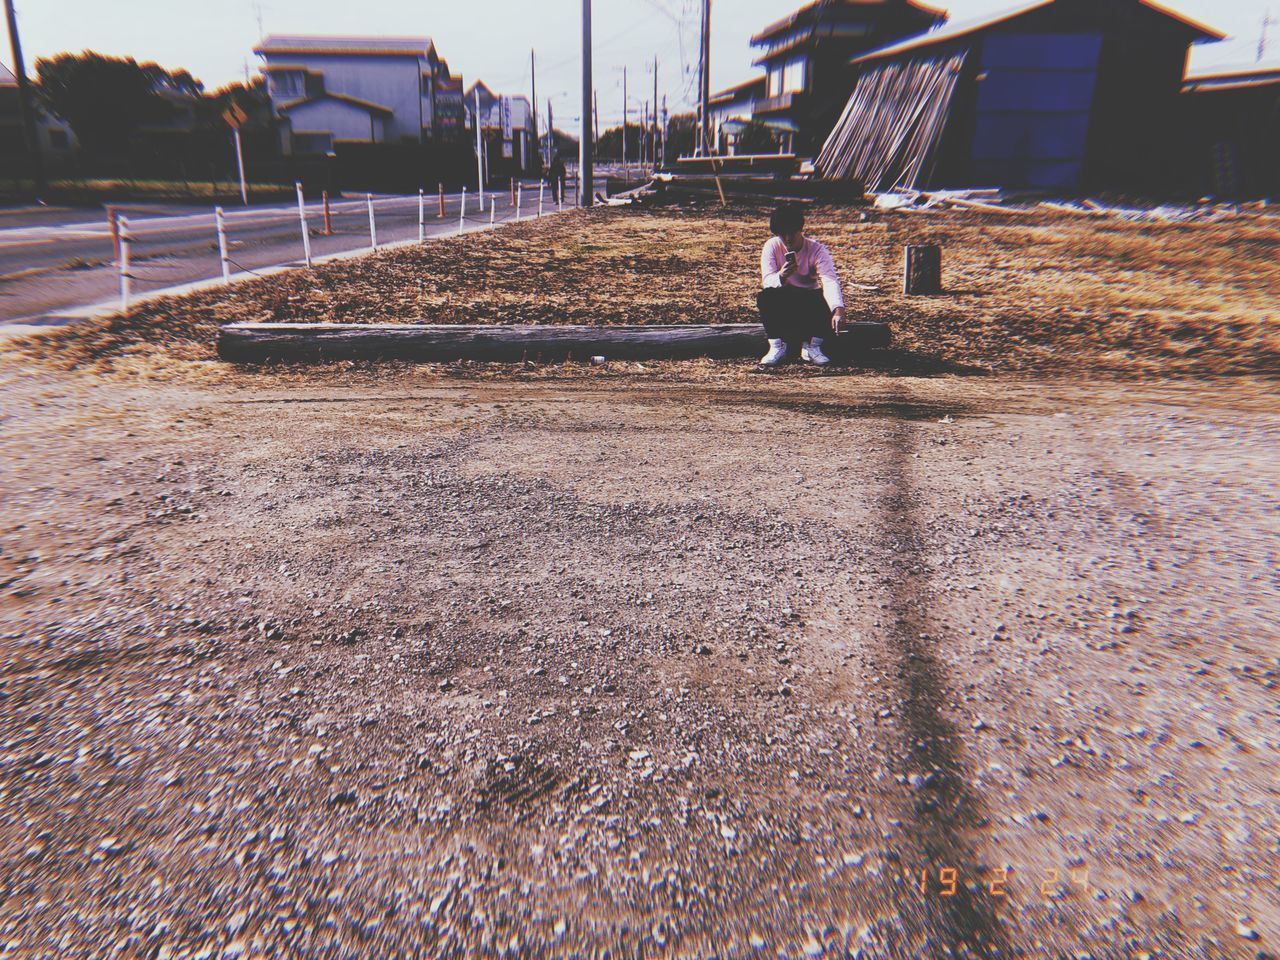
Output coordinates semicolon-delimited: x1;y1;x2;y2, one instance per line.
653;55;659;171
580;0;593;206
593;88;600;152
641;101;648;168
662;95;668;167
1260;9;1275;62
699;0;712;156
475;87;485;205
622;65;628;173
3;0;46;195
531;49;538;171
547;97;554;166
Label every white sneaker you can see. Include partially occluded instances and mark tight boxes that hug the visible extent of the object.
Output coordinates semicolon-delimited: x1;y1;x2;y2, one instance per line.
760;339;788;366
801;337;830;365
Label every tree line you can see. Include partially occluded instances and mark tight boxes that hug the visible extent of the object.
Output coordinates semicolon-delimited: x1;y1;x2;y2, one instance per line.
32;51;266;162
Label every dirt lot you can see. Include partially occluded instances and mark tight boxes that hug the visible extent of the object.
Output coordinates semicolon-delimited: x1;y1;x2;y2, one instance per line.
1;205;1278;958
0;363;1276;959
15;202;1280;378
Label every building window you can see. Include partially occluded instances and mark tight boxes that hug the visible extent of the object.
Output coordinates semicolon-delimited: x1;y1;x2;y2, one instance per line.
767;57;806;97
272;71;305;99
782;57;806;94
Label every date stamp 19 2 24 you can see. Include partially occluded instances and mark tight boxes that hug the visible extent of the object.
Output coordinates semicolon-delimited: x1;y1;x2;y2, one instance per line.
908;865;1091;900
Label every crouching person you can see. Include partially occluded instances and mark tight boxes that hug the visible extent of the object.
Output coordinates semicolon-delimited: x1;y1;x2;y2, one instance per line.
757;203;846;366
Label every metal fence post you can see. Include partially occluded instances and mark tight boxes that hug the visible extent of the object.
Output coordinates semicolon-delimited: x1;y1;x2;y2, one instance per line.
418;188;425;242
516;183;522;221
438;182;445;218
367;193;378;250
215;206;231;284
459;186;467;235
118;215;131;313
490;198;496;229
107;206;120;265
295;181;312;267
538;181;544;217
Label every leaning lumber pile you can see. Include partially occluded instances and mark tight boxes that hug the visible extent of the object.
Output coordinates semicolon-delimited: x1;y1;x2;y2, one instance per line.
817;52;967;192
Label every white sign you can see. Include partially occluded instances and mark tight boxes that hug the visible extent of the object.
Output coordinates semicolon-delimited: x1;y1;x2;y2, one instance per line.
499;95;513;142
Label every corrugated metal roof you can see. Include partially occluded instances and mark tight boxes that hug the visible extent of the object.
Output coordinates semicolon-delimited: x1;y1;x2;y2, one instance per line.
254;35;435;57
1184;75;1280;93
851;0;1223;65
1185;59;1280;83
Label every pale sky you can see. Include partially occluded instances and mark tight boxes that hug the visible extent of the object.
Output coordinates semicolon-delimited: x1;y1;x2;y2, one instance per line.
6;0;1276;129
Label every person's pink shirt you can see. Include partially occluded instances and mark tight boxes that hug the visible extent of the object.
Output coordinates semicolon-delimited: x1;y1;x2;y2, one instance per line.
760;236;845;311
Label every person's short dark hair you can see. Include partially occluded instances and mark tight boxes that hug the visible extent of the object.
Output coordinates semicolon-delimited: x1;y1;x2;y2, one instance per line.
769;203;805;236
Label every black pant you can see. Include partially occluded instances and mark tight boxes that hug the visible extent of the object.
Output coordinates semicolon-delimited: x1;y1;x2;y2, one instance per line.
756;286;831;342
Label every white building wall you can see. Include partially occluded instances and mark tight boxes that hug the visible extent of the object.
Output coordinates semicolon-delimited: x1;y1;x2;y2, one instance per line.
479;95;534;134
288;98;384;142
265;53;427;141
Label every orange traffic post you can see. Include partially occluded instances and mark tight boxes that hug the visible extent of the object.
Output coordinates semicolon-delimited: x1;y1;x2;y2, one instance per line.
438;182;446;218
322;191;333;235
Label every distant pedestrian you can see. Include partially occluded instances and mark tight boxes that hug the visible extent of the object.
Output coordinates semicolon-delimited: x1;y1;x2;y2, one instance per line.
547;153;567;204
757;203;846;367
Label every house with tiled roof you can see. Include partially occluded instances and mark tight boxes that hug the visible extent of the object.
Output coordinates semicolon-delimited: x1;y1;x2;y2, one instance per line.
465;80;538;172
253;35;461;155
709;0;945;155
0;61;77;164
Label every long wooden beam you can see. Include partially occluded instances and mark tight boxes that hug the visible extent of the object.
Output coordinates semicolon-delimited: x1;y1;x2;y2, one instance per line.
217;323;891;363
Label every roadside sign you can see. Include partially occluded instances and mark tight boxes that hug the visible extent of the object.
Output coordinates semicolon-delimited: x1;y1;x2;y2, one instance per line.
500;95;513;142
223;102;251;205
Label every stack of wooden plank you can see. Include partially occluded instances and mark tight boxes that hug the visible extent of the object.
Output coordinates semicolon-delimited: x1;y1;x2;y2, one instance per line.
817;52;967;192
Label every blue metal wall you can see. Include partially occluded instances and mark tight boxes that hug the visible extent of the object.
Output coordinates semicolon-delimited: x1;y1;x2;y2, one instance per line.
970;33;1102;189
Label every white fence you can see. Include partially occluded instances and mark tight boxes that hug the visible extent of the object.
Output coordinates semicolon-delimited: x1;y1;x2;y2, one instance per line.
112;178;579;313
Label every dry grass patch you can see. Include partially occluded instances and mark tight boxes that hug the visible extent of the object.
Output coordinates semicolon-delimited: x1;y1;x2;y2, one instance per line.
9;203;1279;380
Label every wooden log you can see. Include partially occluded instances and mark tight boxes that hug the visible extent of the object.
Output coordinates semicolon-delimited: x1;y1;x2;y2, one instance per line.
1040;201;1099;216
903;244;941;295
931;196;1025;216
217;323;891;363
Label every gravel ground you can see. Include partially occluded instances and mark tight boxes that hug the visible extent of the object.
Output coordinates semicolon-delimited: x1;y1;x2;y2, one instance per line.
0;365;1276;959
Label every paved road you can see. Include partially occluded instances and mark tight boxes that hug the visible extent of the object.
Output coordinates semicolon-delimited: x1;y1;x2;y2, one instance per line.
0;182;572;326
